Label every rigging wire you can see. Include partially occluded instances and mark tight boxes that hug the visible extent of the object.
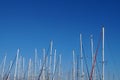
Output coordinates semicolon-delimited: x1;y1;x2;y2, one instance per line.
90;31;102;80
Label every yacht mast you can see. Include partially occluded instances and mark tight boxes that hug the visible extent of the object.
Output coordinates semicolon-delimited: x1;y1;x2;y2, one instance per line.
90;35;95;80
43;48;46;80
49;41;53;80
102;27;105;80
59;54;62;80
2;55;6;79
72;50;75;80
53;49;56;80
14;49;19;80
35;48;37;80
80;34;84;80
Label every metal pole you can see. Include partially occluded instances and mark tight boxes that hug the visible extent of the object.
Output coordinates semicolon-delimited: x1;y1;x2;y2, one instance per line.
43;48;46;80
35;48;37;80
2;55;6;79
72;50;75;80
80;34;84;80
91;35;95;80
59;54;62;80
102;27;105;80
53;49;56;80
49;41;53;80
14;49;19;80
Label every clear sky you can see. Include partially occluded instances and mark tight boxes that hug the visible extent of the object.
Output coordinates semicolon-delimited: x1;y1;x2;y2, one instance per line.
0;0;120;79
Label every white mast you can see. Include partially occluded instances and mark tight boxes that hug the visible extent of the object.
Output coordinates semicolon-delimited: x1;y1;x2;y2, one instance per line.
28;58;32;80
59;54;62;80
90;35;95;80
43;48;46;80
2;54;6;79
18;56;22;80
7;60;13;80
35;48;37;80
39;59;41;73
22;57;25;79
90;35;94;69
80;34;84;80
39;59;42;80
53;49;56;80
49;40;53;80
102;27;105;80
14;49;19;80
46;56;49;80
72;50;75;80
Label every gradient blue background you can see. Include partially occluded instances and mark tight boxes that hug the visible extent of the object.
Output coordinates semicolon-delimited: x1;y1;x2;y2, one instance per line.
0;0;120;79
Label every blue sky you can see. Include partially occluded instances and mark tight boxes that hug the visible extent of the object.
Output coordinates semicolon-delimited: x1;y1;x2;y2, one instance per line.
0;0;120;79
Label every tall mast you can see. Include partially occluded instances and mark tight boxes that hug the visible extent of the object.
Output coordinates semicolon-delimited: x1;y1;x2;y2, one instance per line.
90;35;95;80
22;57;25;79
90;35;94;69
53;49;56;80
39;59;41;73
44;49;48;80
14;49;19;80
43;48;46;80
59;54;62;80
76;55;80;80
39;59;42;80
7;60;13;80
18;56;22;80
80;34;84;80
35;48;37;80
2;54;6;79
28;58;32;80
102;27;105;80
72;50;75;80
49;40;53;80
